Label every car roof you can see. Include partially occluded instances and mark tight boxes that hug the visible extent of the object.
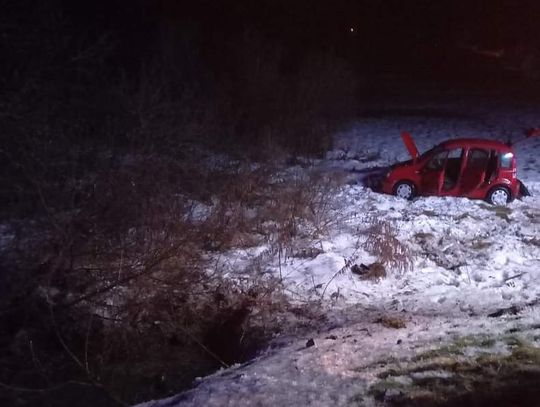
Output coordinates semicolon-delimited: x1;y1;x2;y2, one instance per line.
440;138;513;151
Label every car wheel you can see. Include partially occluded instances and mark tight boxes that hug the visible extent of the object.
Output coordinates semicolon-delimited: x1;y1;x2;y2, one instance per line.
393;181;416;200
487;186;510;206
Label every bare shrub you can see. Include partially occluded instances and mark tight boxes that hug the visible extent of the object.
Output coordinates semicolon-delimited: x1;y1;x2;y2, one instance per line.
1;152;343;405
0;3;355;405
363;220;413;276
201;165;342;256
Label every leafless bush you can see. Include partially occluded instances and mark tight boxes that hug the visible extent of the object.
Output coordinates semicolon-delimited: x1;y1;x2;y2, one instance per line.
363;219;414;276
262;170;342;248
0;3;355;404
201;164;342;256
1;151;344;405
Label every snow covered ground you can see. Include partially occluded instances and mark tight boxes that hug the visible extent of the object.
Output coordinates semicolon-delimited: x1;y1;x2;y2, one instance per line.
136;99;540;406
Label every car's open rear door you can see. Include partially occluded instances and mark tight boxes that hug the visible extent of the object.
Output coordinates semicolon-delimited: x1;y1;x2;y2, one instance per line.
459;148;489;195
525;128;540;138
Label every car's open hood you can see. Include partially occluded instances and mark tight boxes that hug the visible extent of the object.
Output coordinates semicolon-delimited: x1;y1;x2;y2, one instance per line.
401;131;419;159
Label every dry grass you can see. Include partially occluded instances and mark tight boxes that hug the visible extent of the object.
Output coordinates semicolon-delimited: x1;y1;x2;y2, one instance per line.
377;315;407;329
363;219;414;276
368;340;540;407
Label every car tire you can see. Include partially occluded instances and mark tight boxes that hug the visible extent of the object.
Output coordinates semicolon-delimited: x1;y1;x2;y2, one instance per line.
393;181;416;200
486;186;510;206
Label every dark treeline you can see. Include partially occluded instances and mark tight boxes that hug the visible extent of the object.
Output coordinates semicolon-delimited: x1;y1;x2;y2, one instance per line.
1;0;361;216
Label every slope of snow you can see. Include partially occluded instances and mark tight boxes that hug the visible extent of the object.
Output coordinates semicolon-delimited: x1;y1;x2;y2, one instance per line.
136;100;540;406
137;307;540;407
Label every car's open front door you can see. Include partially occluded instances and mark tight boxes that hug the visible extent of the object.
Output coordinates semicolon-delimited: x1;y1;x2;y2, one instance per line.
420;150;447;195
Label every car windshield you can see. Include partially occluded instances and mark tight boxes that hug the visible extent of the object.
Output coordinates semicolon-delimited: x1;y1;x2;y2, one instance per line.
418;145;443;161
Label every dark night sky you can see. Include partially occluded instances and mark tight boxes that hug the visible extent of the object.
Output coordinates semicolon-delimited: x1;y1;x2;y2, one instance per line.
58;1;539;52
32;0;540;81
6;0;540;92
121;0;540;81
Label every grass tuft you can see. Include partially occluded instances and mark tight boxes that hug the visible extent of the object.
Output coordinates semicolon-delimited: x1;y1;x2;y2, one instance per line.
367;336;540;407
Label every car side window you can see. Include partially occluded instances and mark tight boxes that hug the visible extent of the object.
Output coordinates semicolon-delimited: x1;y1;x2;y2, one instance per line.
467;149;489;168
426;151;448;170
447;149;463;160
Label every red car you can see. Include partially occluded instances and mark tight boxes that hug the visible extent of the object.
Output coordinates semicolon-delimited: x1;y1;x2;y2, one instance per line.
380;131;535;205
